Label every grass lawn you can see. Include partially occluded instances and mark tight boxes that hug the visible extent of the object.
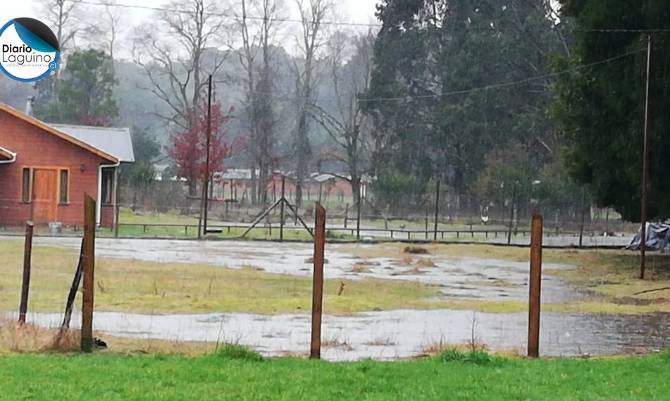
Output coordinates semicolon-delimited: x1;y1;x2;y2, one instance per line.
0;349;669;401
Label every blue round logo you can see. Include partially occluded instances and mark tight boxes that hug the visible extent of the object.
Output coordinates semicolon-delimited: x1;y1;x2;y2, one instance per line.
0;18;60;82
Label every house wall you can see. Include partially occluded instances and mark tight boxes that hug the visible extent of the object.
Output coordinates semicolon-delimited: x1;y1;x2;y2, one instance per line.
0;109;114;228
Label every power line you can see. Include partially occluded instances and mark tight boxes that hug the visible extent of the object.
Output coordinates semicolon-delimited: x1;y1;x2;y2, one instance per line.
359;47;645;103
73;0;382;28
216;47;644;104
72;0;670;33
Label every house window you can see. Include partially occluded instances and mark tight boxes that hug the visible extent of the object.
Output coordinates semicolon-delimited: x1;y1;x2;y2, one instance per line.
101;169;114;205
21;168;30;202
59;170;69;204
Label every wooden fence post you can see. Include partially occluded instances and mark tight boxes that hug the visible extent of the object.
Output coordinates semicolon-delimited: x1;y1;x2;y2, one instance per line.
310;203;326;359
528;212;543;358
280;176;286;242
344;203;349;229
81;195;96;352
356;179;361;241
18;221;34;324
434;180;440;241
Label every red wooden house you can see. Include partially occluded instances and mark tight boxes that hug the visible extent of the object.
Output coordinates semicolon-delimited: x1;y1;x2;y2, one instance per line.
0;104;134;228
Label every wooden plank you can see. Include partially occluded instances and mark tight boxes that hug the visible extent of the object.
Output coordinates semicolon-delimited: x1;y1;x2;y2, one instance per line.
81;194;96;352
528;212;543;358
310;203;326;359
18;221;34;324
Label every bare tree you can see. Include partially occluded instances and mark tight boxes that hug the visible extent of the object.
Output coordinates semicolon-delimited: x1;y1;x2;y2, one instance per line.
255;0;279;206
82;0;122;62
237;0;261;204
36;0;82;103
39;0;81;53
236;0;281;205
133;0;230;194
293;0;332;207
311;31;374;209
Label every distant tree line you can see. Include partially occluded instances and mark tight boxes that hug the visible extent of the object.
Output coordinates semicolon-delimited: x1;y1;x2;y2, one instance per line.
6;0;668;222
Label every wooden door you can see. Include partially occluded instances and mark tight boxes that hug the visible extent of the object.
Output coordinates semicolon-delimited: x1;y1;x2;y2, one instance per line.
32;169;58;223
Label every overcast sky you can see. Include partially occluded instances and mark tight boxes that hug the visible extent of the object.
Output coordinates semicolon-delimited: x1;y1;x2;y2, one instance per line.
0;0;380;32
0;0;380;58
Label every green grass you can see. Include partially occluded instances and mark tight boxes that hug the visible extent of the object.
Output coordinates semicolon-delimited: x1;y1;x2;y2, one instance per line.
0;351;669;400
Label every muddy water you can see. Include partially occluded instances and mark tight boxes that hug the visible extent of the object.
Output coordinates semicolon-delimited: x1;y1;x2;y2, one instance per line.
31;237;579;302
13;310;669;361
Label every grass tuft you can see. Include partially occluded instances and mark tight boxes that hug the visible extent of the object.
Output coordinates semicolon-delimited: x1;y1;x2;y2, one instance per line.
662;348;670;360
439;348;499;366
214;344;264;361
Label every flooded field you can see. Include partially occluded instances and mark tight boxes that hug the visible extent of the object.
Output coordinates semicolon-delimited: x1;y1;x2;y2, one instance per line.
12;309;670;361
32;237;579;302
2;237;665;360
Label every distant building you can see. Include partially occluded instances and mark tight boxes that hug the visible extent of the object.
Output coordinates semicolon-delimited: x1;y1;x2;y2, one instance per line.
0;104;134;228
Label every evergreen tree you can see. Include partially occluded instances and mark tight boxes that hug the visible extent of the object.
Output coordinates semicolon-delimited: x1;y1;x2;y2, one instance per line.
364;0;569;212
36;49;118;126
554;0;670;221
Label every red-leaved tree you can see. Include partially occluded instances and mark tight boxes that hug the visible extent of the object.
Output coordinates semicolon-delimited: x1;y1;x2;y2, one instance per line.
171;102;234;196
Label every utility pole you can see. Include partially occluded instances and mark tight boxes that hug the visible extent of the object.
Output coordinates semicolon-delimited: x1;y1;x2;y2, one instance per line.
199;75;213;238
640;34;652;280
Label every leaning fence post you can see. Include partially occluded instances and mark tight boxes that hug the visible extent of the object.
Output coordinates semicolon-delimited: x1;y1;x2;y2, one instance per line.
528;212;543;358
310;203;326;359
18;221;34;324
81;194;96;352
61;238;85;329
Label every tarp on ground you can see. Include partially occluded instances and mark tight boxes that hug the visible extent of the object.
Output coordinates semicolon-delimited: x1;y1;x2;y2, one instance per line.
627;223;670;251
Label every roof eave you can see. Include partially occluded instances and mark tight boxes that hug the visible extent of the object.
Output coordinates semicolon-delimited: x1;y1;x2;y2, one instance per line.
0;104;119;164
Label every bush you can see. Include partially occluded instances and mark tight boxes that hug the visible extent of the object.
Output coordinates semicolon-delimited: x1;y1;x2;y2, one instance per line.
214;344;264;361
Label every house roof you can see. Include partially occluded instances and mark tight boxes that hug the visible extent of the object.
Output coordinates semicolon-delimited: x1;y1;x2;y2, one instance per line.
50;124;135;163
0;145;16;162
0;103;121;164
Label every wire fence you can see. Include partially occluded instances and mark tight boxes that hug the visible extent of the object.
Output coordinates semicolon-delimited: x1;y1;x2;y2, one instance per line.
0;177;637;247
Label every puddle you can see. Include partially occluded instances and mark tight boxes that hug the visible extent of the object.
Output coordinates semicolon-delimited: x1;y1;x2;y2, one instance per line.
30;237;581;302
10;310;669;361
